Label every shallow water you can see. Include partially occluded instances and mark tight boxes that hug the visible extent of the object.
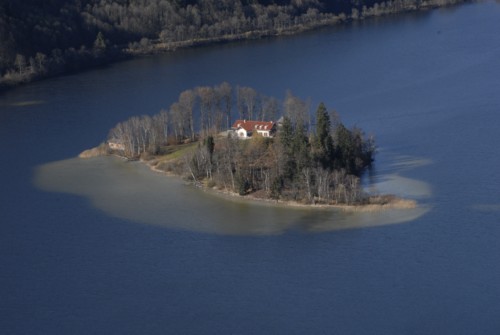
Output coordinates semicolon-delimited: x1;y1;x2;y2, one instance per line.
34;155;430;235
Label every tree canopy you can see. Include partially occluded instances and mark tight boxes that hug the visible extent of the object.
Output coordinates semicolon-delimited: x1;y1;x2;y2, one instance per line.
0;0;466;89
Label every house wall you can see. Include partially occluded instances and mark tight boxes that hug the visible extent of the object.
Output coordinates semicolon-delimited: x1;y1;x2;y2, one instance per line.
108;142;125;150
237;128;249;138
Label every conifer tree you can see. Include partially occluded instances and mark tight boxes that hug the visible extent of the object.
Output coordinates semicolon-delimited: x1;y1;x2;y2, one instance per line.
205;135;215;164
278;116;296;181
293;120;310;170
314;102;334;169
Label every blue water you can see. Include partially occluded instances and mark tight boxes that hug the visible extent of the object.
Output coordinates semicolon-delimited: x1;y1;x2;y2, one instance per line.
1;2;500;333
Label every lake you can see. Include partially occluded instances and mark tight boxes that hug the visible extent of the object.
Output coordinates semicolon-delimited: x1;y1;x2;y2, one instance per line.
1;2;500;334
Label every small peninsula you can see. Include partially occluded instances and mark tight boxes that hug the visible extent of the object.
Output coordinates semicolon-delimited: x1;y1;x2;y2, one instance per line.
82;83;415;210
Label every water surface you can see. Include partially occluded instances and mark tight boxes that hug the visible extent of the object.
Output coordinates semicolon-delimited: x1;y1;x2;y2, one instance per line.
34;155;430;235
2;2;500;334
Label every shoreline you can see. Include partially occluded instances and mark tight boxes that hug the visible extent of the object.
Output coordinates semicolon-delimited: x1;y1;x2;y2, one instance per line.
79;147;417;212
145;155;418;212
0;0;468;95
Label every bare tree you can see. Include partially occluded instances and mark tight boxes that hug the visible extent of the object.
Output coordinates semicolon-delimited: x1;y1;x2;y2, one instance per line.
169;102;185;142
216;82;233;129
14;54;26;76
284;90;309;129
178;89;197;141
237;86;259;120
261;95;280;121
153;109;169;144
197;86;216;137
34;53;47;73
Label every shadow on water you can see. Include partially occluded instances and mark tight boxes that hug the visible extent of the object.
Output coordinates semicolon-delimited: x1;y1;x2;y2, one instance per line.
34;154;431;235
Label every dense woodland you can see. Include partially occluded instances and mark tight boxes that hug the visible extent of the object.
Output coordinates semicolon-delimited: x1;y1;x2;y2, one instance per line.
107;84;375;205
1;0;466;90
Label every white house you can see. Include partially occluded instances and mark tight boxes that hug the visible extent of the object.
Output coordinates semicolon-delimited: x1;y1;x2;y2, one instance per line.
107;138;125;151
231;120;276;139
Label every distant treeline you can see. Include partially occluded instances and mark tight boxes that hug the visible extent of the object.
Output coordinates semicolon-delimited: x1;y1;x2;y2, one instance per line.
107;84;375;205
1;0;466;90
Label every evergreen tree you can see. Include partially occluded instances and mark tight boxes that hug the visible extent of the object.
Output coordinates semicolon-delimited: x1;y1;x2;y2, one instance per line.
293;120;310;170
270;176;283;200
334;123;358;175
205;135;215;164
278;116;296;181
314;102;334;169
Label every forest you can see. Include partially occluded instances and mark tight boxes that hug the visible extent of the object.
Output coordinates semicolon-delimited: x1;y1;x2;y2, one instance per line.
0;0;466;90
106;83;375;205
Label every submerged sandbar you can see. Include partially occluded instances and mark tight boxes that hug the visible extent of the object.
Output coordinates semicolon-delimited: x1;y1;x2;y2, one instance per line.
34;155;431;235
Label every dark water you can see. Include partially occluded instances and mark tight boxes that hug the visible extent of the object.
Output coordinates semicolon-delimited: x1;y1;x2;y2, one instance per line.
2;2;500;333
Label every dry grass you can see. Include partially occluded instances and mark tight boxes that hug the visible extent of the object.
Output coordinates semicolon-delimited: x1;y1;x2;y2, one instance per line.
78;143;108;158
143;142;198;175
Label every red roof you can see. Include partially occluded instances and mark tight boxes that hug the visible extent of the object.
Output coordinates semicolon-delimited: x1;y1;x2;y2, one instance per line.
231;120;275;132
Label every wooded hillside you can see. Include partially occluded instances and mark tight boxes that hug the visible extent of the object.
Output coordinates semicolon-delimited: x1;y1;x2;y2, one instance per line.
0;0;465;89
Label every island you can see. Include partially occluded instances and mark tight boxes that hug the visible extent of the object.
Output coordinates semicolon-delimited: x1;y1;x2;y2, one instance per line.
81;83;415;210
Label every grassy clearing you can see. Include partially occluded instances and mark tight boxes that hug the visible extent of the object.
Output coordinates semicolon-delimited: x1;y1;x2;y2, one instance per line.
158;142;198;161
144;142;198;174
